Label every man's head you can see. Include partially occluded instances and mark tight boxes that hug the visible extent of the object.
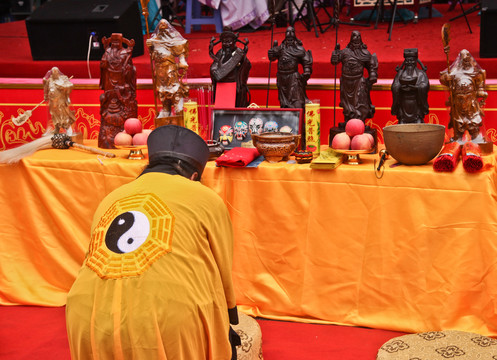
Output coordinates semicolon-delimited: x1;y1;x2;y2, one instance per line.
146;125;209;180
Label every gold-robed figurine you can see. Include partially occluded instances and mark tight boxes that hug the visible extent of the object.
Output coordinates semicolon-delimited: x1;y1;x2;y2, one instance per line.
147;19;189;126
440;49;488;144
1;67;116;163
440;24;490;149
43;66;77;134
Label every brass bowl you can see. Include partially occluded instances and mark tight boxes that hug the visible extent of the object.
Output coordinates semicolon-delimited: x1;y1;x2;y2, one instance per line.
383;124;445;165
252;132;301;163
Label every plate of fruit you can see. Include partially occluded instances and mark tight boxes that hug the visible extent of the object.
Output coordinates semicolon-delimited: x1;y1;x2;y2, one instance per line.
330;119;375;164
114;118;152;159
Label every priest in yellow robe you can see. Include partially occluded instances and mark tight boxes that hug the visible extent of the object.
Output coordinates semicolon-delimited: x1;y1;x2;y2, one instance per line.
66;125;239;359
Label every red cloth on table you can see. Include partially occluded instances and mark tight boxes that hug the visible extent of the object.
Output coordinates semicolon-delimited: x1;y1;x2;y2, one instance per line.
215;147;260;167
462;141;483;173
433;142;461;172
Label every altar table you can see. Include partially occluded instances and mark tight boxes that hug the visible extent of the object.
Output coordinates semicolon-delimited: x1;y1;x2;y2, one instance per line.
1;142;497;336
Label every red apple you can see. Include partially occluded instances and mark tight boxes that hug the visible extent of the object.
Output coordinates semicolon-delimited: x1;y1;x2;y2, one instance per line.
124;118;143;135
351;133;372;150
132;131;149;146
142;129;153;136
114;131;133;146
345;119;365;137
331;132;351;150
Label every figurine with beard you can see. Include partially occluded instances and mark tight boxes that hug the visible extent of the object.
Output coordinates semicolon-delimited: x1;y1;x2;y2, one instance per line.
268;26;313;110
331;30;378;124
391;48;430;124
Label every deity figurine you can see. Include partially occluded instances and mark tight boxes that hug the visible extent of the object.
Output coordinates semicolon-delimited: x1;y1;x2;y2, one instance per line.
440;49;488;143
147;19;189;122
331;30;378;123
209;27;251;107
268;26;313;110
43;67;76;134
391;48;430;124
99;33;138;149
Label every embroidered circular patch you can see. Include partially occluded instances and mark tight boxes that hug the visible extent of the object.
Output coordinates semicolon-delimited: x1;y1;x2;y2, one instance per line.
86;193;175;279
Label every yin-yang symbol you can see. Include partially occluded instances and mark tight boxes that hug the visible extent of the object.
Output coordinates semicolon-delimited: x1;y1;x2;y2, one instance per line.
105;211;150;254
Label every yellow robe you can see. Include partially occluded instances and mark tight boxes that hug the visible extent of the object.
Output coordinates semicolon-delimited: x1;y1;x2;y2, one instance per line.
66;172;236;360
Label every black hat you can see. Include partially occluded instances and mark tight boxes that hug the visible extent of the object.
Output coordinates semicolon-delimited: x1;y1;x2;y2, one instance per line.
403;48;418;58
147;125;209;177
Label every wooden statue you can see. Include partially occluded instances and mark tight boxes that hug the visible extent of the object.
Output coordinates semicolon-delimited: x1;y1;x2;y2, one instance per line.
331;30;378;123
440;49;488;143
99;33;138;149
268;26;313;110
391;48;430;124
209;27;251;108
147;19;189;123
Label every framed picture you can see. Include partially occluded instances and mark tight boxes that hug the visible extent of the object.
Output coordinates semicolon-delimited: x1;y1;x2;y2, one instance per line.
211;107;303;149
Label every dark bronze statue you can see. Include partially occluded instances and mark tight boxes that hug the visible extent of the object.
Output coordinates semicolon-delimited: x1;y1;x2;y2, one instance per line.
99;33;138;149
331;30;378;123
391;48;430;124
209;27;251;108
268;26;313;109
440;49;488;143
147;19;189;122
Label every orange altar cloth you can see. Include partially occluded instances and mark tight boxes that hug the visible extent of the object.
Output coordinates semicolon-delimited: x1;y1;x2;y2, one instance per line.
1;142;497;336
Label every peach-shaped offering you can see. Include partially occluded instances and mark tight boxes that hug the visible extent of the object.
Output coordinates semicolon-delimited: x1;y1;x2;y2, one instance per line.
351;133;372;150
114;131;133;147
124;118;143;135
115;131;146;160
132;132;149;146
332;132;374;165
345;119;365;137
331;132;351;150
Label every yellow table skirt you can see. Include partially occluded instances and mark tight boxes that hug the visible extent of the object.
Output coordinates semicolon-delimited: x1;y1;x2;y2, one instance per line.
1;141;497;336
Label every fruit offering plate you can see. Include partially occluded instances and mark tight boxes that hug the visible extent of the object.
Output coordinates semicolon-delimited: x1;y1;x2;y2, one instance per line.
331;148;374;165
333;148;372;155
115;145;147;160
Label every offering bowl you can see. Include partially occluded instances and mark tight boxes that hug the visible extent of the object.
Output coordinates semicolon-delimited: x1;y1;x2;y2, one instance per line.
252;132;301;163
383;123;445;165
